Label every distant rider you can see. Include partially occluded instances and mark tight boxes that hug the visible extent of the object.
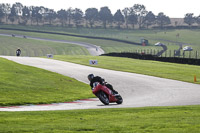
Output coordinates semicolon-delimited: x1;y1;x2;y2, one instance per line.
87;74;118;94
16;48;21;56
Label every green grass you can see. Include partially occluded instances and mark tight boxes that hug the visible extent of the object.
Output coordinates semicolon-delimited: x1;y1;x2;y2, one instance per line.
0;57;93;106
0;105;200;132
1;26;200;58
0;26;200;133
0;24;143;42
0;28;194;58
53;55;200;84
0;29;148;54
0;35;89;56
2;24;200;45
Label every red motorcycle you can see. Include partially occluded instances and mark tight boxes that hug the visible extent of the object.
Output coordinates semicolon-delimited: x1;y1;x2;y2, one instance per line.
92;82;123;105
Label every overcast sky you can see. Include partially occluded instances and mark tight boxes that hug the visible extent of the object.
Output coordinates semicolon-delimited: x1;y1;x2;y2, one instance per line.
1;0;200;18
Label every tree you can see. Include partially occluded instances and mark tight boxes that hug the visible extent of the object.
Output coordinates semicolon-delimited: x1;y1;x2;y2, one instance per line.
39;6;48;25
0;4;5;23
156;12;171;28
131;4;147;29
67;8;74;27
8;4;17;24
99;6;112;29
1;3;10;24
31;6;42;25
7;3;23;24
22;6;30;25
44;8;57;25
184;13;195;27
122;8;130;29
143;11;156;29
128;12;138;29
15;2;23;23
196;15;200;28
29;6;34;25
57;9;68;27
85;8;98;28
73;8;83;28
113;9;124;29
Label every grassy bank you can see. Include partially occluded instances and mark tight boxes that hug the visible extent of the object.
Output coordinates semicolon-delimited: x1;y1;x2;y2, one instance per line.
0;29;148;54
1;27;200;58
0;35;89;56
0;105;200;132
0;57;93;106
53;55;200;84
1;25;200;45
2;24;200;44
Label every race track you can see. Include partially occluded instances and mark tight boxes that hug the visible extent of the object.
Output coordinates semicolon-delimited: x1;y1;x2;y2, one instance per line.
0;56;200;111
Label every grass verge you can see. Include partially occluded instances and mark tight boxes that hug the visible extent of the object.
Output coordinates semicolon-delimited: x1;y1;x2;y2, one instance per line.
0;57;93;106
0;105;200;132
53;55;200;84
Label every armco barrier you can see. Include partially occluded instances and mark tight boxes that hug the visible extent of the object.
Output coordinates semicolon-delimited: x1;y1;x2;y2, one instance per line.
102;52;200;65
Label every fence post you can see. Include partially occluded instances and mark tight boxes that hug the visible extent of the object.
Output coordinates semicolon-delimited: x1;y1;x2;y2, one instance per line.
196;51;198;59
174;50;175;58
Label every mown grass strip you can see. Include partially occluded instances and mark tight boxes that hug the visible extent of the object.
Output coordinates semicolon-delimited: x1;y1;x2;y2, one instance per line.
53;55;200;84
0;105;200;133
0;57;93;106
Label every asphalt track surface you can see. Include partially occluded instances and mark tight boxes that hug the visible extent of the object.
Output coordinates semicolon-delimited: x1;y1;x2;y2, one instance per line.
0;33;104;56
0;56;200;111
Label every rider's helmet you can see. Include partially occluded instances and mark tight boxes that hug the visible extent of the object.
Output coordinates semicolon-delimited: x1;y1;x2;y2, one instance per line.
88;74;94;81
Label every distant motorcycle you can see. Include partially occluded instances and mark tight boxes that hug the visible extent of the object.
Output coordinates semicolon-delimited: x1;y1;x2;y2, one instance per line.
16;49;21;56
92;82;123;105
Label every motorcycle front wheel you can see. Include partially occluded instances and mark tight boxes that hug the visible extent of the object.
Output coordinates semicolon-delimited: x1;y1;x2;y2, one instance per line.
98;91;109;105
116;95;123;104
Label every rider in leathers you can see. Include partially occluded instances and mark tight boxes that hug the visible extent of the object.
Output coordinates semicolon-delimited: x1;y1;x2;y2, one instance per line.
87;74;118;94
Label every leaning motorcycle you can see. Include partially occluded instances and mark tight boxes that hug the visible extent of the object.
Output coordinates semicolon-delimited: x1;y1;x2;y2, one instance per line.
92;82;123;105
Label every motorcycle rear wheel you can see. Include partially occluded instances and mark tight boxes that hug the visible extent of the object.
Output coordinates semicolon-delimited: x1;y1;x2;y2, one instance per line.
98;91;109;105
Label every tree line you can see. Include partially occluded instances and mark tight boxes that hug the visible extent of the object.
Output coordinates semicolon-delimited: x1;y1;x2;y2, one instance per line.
0;2;198;29
184;13;200;27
